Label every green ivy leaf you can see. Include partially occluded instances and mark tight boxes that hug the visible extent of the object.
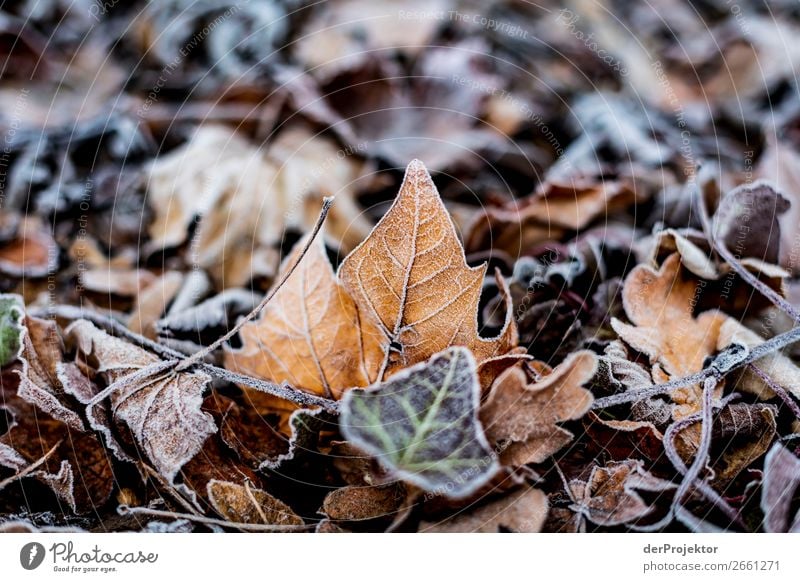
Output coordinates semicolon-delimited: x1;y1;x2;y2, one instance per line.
0;294;24;367
340;347;499;498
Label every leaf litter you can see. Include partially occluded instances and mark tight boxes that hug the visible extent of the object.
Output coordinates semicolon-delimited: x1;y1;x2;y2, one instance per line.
1;0;800;533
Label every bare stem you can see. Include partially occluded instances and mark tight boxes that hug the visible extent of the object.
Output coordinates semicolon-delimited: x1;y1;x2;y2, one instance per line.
749;364;800;420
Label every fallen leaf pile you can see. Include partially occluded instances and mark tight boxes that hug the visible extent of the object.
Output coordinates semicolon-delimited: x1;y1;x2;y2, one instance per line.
1;0;800;534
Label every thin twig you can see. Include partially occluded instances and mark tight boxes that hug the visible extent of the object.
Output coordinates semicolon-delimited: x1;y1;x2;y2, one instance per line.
592;324;800;409
175;196;335;372
117;505;313;532
668;378;743;528
0;440;63;492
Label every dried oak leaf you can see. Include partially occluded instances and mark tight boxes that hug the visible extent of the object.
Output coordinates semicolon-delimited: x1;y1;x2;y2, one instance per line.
480;351;597;467
340;347;499;498
611;253;728;419
225;233;384;400
207;480;303;526
0;294;24;366
339;159;517;377
567;460;674;528
761;443;800;533
321;483;407;522
420;487;548;533
66;320;216;482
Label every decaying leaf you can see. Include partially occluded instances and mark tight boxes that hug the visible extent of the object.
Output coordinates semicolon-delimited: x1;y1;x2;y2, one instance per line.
15;314;84;431
466;176;639;256
66;320;216;482
480;351;596;467
567;459;674;528
340;347;499;498
207;480;303;526
225;234;384;399
420;487;548;533
339;159;516;377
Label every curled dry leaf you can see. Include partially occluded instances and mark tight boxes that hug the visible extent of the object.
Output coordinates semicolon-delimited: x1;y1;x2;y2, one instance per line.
761;443;800;533
567;459;675;529
207;480;303;527
465;176;639;256
340;347;499;499
66;320;216;482
420;487;548;533
15;313;84;431
339;159;517;378
225;234;384;400
480;351;597;467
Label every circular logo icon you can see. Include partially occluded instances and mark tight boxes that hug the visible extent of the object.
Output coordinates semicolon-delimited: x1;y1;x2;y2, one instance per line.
20;542;46;570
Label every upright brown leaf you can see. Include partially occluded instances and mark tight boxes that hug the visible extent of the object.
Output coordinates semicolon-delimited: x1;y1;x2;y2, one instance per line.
225;234;384;399
339;159;516;377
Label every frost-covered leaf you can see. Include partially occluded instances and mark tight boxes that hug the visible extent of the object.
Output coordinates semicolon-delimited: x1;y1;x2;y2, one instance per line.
481;351;596;467
15;314;84;431
340;347;499;498
207;480;303;526
0;294;24;367
339;160;516;377
66;320;216;482
225;234;384;399
568;459;674;528
0;369;113;513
